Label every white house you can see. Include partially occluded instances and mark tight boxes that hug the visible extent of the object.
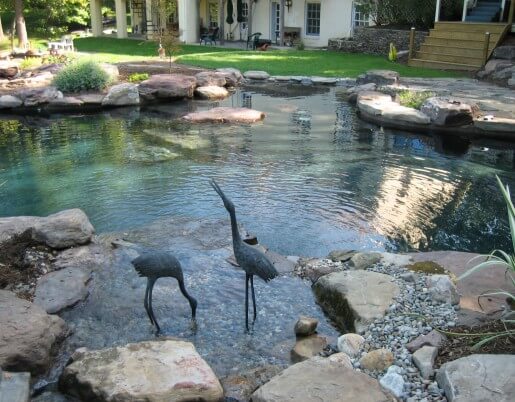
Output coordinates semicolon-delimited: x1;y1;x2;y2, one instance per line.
90;1;370;47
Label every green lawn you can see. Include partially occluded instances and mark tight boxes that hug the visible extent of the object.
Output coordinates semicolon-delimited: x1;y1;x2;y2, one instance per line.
74;37;462;78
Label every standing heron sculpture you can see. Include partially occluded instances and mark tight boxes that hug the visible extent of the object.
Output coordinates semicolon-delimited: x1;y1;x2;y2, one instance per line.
132;252;197;334
210;179;279;331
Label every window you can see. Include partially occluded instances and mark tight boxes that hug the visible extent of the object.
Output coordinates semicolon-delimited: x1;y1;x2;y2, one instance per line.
306;3;321;36
242;1;249;22
354;3;370;27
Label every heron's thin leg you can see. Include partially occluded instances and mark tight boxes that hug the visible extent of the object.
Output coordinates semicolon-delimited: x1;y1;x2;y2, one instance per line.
250;275;257;324
245;274;250;332
144;279;154;325
149;279;160;333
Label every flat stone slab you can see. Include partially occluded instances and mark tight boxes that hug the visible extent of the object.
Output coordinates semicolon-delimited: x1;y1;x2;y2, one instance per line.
182;107;265;124
474;116;515;133
0;371;30;402
290;335;327;363
311;76;338;85
101;83;139;106
420;97;477;126
0;290;68;375
34;267;92;314
195;71;227;87
357;70;400;86
313;270;400;333
436;354;515;402
194;85;229;100
243;70;270;80
138;74;197;101
251;356;395;402
59;340;223;402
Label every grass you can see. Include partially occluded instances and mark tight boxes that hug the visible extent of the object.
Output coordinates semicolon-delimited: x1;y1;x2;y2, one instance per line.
74;37;464;78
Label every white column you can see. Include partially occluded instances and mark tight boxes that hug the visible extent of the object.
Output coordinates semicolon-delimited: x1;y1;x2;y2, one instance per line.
179;0;200;43
279;0;285;45
115;0;128;38
462;0;468;21
146;0;154;37
435;0;441;22
90;0;103;36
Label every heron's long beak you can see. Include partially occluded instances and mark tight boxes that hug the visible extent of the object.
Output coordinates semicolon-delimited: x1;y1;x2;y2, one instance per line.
210;179;229;203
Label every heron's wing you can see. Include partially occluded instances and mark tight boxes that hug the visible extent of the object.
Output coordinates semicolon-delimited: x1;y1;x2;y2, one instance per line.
245;245;279;282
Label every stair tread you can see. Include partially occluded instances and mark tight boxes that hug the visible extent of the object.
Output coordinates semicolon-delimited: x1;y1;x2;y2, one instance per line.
409;58;480;68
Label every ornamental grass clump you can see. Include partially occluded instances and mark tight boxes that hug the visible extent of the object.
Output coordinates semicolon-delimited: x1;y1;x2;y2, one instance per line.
456;175;515;349
53;60;111;93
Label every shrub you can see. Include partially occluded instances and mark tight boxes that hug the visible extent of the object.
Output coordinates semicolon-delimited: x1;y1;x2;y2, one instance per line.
397;90;434;109
296;41;305;51
128;72;149;83
20;58;42;70
53;60;111;92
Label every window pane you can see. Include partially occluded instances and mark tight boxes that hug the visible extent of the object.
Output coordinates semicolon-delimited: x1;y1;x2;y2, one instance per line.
306;3;320;35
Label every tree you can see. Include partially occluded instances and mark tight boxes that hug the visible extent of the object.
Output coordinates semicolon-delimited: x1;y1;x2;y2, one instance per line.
15;0;29;48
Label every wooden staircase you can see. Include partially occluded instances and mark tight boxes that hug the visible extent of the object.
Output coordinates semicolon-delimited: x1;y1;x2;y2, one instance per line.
408;21;510;71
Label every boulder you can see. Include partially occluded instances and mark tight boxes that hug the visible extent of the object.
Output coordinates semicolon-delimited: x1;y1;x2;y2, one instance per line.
327;352;353;368
0;62;20;79
436;354;515;402
48;97;84;107
478;59;513;78
34;267;92;314
17;86;63;107
406;330;447;353
379;365;405;399
356;70;400;86
0;370;30;402
492;66;515;80
327;249;357;263
311;76;338;85
216;67;244;86
195;71;227;87
182;107;265;123
294;258;344;283
220;365;283;401
349;251;382;270
0;95;22;109
357;92;430;125
251;356;395;402
31;209;95;249
294;316;318;337
243;70;270;80
492;46;515;60
194;85;230;100
138;74;197;101
101;83;139;106
344;83;377;104
359;349;395;372
313;270;400;333
426;274;459;305
420;97;478;126
413;346;438;379
78;94;105;105
337;333;365;358
0;290;68;375
99;63;119;83
475;116;515;133
59;340;223;402
290;335;327;363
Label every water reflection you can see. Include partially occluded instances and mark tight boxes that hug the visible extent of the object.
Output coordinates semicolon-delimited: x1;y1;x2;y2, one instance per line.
0;86;514;256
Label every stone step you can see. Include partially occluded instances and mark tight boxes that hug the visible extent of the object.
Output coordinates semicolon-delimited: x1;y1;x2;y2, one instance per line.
408;58;479;71
415;51;484;66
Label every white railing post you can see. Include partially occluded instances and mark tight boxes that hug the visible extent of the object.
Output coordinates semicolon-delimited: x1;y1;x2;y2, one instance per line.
435;0;441;22
462;0;468;21
500;0;507;21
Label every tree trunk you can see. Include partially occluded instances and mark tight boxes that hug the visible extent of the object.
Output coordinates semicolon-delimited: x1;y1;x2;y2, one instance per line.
15;0;28;48
0;17;5;41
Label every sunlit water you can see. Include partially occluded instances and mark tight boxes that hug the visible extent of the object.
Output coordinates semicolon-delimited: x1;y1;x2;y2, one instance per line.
1;84;515;383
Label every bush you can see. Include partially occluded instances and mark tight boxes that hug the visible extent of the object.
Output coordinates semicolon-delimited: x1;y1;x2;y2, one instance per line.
128;72;149;83
53;60;111;92
20;58;42;70
397;90;434;109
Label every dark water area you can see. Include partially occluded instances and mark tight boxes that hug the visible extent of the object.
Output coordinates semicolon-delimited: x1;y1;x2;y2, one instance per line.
1;84;514;258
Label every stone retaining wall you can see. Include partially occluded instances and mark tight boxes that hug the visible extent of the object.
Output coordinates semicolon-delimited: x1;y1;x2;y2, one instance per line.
328;27;428;55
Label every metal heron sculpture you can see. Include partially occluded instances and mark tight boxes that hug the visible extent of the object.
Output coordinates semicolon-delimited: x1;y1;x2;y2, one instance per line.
132;252;197;334
210;179;279;331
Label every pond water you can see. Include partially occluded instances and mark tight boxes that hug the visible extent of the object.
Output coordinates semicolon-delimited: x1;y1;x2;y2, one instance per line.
1;84;514;256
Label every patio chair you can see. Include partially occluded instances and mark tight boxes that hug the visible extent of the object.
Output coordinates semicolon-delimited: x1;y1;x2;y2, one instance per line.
48;35;74;53
246;32;272;50
200;27;219;45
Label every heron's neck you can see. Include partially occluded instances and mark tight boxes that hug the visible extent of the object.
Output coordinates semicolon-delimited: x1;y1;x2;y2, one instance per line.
228;209;242;245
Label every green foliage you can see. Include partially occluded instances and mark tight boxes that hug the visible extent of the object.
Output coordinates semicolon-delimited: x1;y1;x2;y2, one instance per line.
128;72;149;83
296;41;305;51
388;43;397;62
458;176;515;349
45;52;76;65
19;57;42;70
53;60;110;92
397;90;434;109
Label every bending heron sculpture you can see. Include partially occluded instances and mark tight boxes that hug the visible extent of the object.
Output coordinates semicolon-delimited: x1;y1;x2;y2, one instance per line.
210;179;279;331
132;252;197;334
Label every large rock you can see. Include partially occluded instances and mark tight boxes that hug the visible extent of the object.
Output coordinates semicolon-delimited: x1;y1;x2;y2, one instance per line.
344;83;377;104
294;316;318;337
359;349;395;372
0;62;20;79
59;340;223;402
195;71;227;87
475;116;515;133
290;334;327;363
17;86;63;107
379;365;405;399
294;258;344;283
427;274;459;305
328;249;357;263
0;290;68;375
34;267;92;314
313;270;400;333
251;356;395;402
436;354;515;402
413;346;438;379
349;251;382;270
492;65;515;80
478;59;513;78
337;333;365;358
221;365;283;401
492;46;515;60
182;107;265;123
101;83;139;106
356;70;400;86
243;70;270;80
138;74;197;101
406;330;447;353
420;97;477;126
0;95;22;109
194;85;229;100
216;67;244;87
0;370;30;402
